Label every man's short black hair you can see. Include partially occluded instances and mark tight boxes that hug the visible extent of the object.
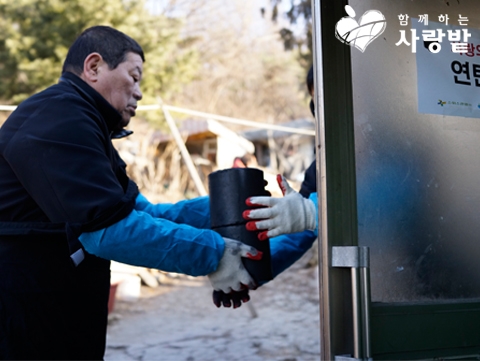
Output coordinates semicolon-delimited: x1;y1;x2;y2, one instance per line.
62;26;145;75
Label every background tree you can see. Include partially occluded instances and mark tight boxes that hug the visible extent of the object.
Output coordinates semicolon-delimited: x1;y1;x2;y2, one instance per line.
0;0;199;106
0;0;312;124
159;0;311;123
268;0;312;69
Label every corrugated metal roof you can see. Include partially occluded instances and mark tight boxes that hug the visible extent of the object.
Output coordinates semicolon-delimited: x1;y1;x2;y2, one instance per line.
151;119;212;144
241;118;315;141
151;118;253;152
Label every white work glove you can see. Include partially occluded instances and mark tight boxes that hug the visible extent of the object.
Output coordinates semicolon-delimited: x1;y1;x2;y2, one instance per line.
208;237;262;293
243;174;316;240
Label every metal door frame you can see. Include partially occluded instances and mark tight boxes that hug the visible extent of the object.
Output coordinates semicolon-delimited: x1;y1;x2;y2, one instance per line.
312;0;361;359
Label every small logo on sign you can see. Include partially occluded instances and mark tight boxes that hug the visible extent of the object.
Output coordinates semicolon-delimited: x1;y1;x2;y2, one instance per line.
438;100;446;106
335;5;386;52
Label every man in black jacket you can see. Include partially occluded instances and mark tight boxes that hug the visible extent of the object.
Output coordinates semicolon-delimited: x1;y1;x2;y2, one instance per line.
0;26;260;360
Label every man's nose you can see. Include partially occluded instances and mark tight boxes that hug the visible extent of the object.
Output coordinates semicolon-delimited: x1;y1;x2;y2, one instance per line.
133;84;142;101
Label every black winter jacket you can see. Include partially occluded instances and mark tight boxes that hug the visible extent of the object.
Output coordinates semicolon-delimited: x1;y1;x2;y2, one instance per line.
0;72;138;360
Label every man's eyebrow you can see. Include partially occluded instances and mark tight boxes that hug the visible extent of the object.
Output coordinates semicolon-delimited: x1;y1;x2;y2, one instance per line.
135;66;143;77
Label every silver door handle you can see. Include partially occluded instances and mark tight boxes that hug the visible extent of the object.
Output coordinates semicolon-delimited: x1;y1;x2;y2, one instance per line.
332;246;372;361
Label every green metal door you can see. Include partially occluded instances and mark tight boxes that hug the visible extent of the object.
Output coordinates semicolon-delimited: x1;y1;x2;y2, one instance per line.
312;0;480;359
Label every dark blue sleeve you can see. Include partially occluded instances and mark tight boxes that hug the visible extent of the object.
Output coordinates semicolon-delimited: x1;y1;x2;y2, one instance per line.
269;230;317;278
299;160;317;198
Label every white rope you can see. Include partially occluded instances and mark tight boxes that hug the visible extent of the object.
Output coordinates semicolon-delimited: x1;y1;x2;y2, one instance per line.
0;103;315;136
0;105;17;111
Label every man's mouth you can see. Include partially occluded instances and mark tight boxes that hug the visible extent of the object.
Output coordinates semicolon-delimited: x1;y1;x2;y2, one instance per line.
126;105;137;117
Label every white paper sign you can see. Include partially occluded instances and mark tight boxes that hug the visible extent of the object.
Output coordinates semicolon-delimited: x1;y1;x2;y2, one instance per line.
414;20;480;118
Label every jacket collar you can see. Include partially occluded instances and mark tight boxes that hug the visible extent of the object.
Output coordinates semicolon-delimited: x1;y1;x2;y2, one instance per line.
59;72;124;134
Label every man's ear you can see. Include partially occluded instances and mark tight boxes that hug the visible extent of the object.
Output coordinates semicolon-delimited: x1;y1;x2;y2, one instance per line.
81;53;103;83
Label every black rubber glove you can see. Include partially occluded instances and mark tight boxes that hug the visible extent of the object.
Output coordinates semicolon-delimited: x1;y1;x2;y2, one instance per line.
212;289;250;309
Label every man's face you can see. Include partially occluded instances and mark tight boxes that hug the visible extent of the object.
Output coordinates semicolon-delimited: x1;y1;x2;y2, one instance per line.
94;52;143;128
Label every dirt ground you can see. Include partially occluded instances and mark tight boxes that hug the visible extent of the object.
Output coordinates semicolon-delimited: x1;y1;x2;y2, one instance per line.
105;248;321;361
